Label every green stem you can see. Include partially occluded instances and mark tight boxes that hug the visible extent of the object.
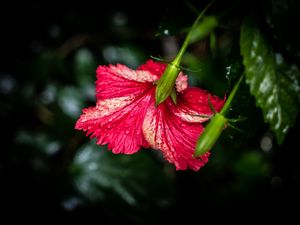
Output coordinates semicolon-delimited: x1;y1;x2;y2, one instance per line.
172;0;215;65
220;73;245;115
194;73;245;156
155;0;215;106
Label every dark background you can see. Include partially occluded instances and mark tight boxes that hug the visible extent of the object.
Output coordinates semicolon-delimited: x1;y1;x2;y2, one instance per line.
1;0;299;224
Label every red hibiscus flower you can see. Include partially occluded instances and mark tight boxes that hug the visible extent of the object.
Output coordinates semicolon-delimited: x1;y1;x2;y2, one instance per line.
75;60;224;171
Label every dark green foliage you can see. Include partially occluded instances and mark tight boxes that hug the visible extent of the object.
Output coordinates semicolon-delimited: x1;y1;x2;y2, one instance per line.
1;0;300;224
71;143;174;206
240;16;300;144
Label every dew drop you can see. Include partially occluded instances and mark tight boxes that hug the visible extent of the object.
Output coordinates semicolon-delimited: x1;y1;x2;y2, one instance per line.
125;130;130;135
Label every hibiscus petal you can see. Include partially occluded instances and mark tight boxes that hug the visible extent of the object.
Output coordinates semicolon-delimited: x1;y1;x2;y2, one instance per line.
76;63;159;154
137;59;167;77
76;91;154;154
143;98;210;171
175;72;188;92
96;63;159;100
174;87;225;123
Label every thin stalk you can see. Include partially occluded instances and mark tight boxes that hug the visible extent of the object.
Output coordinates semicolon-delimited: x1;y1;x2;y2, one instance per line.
220;73;245;115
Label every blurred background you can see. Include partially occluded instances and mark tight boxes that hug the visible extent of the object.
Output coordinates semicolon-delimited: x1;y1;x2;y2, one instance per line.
1;0;299;224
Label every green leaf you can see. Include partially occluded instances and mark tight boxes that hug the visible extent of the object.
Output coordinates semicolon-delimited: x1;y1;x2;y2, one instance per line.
71;142;174;207
240;17;300;144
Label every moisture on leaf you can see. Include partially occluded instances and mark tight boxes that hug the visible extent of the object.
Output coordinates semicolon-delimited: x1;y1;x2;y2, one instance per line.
240;16;300;144
70;142;174;207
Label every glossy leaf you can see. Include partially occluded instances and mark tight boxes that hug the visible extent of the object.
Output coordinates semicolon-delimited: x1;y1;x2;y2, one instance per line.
240;17;300;144
71;142;174;206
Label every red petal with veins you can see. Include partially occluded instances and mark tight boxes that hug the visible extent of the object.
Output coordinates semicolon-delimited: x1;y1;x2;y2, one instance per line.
143;98;210;171
96;63;158;100
76;63;157;154
175;87;226;123
142;86;224;171
137;59;167;77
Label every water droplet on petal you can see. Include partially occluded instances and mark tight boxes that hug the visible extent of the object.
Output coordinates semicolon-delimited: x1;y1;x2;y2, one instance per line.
125;130;130;135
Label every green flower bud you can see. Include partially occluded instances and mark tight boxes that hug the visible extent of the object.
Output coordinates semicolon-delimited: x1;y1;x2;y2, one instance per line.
194;113;228;157
155;62;180;106
155;1;217;106
189;16;218;44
